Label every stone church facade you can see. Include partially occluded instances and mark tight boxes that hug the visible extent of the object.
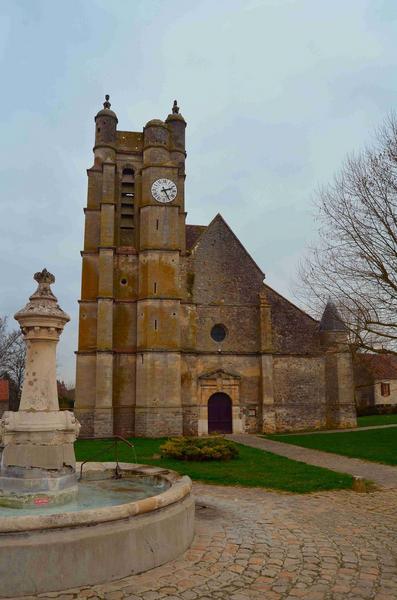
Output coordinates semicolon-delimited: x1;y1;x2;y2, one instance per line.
75;97;357;438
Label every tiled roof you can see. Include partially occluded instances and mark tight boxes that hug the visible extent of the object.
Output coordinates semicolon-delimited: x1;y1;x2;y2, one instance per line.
0;379;9;402
356;354;397;379
185;225;206;250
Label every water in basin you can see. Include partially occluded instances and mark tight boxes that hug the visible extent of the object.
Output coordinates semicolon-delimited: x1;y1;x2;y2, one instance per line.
0;476;170;517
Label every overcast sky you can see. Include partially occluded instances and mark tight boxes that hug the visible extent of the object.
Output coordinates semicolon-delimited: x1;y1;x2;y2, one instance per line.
0;0;396;384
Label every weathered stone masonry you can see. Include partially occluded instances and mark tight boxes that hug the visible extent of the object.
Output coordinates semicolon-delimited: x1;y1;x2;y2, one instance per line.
75;97;357;437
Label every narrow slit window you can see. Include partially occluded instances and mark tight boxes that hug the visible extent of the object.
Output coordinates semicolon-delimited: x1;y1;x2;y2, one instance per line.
154;319;158;331
154;282;157;294
156;219;159;230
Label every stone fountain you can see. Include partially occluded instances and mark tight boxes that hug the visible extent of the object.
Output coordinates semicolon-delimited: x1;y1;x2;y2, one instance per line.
0;270;194;597
0;269;80;507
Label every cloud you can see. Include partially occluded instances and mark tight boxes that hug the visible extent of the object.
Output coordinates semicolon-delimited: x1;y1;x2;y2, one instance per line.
0;0;396;381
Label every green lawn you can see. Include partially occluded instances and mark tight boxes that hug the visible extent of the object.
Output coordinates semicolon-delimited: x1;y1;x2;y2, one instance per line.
267;427;397;466
75;438;352;494
357;414;397;427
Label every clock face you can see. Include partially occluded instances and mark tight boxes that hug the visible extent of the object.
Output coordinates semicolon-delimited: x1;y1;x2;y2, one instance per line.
151;178;177;204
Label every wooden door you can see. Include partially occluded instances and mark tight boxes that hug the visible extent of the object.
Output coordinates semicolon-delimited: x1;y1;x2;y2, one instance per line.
208;393;233;434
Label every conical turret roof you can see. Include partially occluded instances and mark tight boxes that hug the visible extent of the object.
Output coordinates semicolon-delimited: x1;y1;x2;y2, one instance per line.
319;300;347;332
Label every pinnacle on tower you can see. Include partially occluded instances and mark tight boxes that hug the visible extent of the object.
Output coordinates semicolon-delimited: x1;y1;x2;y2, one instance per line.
166;99;185;124
94;93;118;124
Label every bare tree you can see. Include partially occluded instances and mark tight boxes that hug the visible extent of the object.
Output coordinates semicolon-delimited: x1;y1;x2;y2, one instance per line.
0;316;26;400
299;114;397;355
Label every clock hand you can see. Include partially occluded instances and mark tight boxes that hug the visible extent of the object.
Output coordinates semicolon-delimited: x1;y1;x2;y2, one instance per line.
161;187;171;200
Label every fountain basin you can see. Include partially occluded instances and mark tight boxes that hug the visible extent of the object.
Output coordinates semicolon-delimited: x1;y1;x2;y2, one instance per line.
0;462;194;598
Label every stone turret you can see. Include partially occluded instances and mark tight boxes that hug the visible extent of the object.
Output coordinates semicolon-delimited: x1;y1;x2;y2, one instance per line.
0;270;80;508
319;299;357;429
166;100;187;169
143;117;170;164
95;94;118;145
94;95;118;164
320;299;348;348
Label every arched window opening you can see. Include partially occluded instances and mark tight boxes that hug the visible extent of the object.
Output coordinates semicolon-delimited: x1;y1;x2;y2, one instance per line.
120;167;135;245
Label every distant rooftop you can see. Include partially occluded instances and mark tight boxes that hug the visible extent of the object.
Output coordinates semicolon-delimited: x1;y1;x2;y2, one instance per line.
356;354;397;380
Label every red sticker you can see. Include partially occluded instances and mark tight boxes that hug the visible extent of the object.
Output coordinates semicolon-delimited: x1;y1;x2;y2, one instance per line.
34;497;49;505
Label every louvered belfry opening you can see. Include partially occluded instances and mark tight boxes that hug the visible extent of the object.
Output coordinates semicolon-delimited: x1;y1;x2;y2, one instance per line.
120;167;135;246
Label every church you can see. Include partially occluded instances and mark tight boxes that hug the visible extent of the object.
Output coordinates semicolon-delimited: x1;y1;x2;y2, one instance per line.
74;96;357;438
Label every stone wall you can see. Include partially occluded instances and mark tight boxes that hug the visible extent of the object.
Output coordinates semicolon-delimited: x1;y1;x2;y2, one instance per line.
273;356;327;432
135;407;183;437
189;215;264;306
265;286;320;354
182;405;199;436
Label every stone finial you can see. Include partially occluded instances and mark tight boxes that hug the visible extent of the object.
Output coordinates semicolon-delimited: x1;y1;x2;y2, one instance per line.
29;268;57;302
34;268;55;285
166;99;186;124
95;94;118;124
15;268;69;325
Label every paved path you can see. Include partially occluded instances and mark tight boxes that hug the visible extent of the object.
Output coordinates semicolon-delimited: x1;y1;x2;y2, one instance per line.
17;483;397;600
275;424;397;435
228;434;397;489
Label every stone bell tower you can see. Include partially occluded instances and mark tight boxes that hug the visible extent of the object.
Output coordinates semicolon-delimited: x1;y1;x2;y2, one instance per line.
75;97;186;437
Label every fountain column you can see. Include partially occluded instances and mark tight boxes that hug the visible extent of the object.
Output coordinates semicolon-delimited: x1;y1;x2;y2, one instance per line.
0;269;80;508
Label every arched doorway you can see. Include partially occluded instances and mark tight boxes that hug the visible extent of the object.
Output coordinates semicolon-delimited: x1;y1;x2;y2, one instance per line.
208;393;233;434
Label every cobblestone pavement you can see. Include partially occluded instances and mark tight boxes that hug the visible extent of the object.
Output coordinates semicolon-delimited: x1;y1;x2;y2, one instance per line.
228;434;397;489
15;483;397;600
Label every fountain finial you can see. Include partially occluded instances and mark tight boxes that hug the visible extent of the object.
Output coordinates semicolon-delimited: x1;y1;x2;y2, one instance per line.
30;268;57;301
34;268;55;285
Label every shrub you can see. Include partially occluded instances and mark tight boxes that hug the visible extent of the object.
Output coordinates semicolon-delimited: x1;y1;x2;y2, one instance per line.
160;436;239;461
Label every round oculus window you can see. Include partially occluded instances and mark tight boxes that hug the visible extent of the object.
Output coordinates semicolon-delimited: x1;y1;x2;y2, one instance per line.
211;324;227;342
